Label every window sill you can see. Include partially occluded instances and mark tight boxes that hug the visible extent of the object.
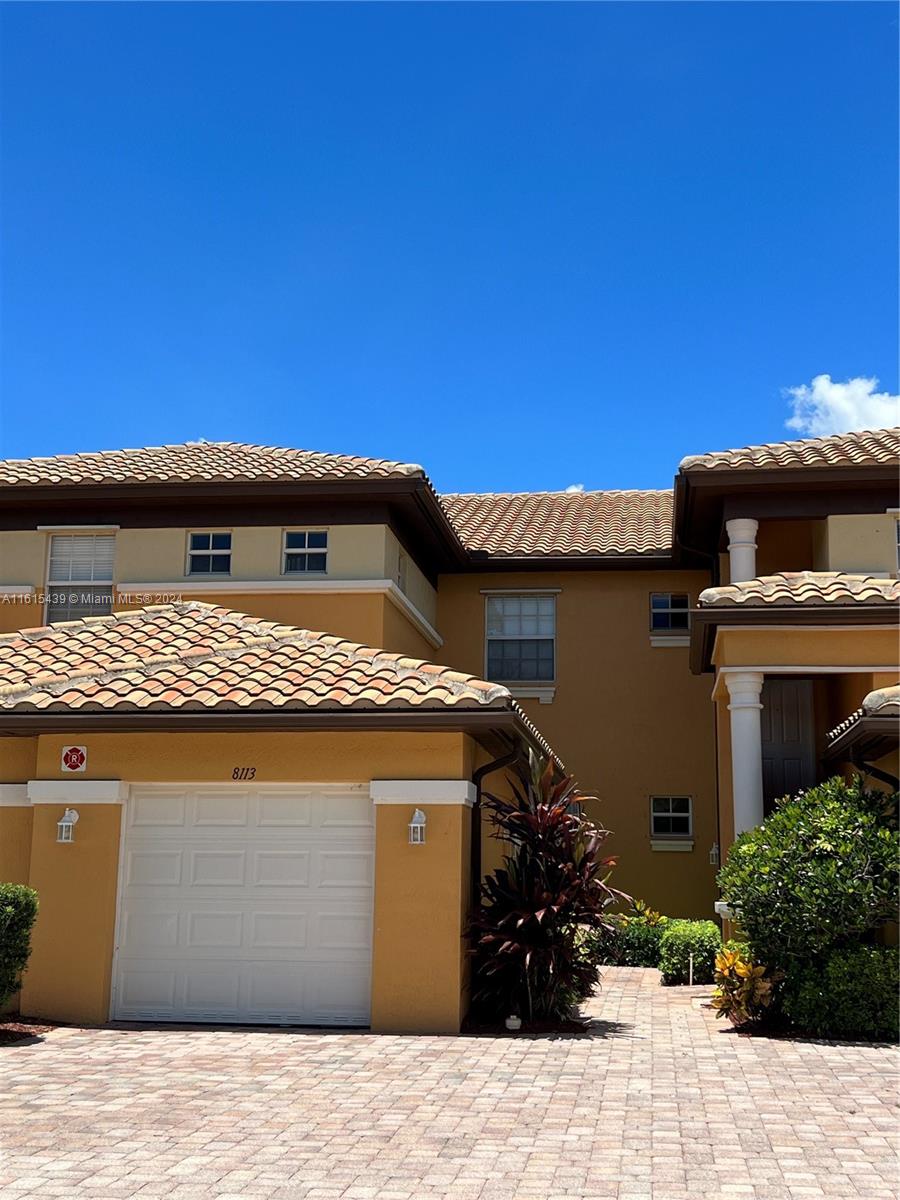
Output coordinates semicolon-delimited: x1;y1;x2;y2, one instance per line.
650;839;694;853
649;635;690;648
506;686;556;705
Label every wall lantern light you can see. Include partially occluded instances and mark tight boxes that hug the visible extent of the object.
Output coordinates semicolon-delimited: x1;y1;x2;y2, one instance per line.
408;808;426;845
57;808;80;844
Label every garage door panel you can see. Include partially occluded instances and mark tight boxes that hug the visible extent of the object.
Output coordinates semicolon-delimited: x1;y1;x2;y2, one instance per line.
318;851;374;888
130;790;186;827
114;785;373;1025
189;849;246;886
193;792;250;826
127;849;183;887
249;911;309;949
257;792;313;827
253;849;310;886
186;911;244;949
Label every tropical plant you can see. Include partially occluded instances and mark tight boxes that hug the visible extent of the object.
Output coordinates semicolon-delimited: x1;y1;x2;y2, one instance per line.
781;946;899;1041
717;777;899;972
711;944;781;1026
0;883;39;1009
658;919;720;985
469;760;625;1024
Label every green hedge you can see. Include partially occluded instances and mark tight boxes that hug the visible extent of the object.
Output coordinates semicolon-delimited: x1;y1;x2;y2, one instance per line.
659;920;720;986
0;883;39;1008
781;946;899;1041
591;916;668;968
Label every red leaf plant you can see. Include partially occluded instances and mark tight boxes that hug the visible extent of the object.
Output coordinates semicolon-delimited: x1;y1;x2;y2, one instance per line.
469;759;626;1025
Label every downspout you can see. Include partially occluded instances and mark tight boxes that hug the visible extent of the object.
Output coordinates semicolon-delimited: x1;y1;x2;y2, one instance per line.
470;749;519;913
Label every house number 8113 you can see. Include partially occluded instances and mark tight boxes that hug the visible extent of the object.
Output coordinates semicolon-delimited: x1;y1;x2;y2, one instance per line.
232;767;257;780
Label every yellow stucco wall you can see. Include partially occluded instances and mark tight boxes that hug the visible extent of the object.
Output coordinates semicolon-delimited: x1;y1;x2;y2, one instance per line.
0;806;33;883
713;627;898;670
28;730;469;784
22;803;122;1024
371;801;471;1033
0;524;439;644
437;569;719;918
823;514;899;576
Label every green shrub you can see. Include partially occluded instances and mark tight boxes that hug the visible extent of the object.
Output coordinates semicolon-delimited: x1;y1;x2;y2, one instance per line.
781;946;899;1041
584;900;669;967
658;919;720;986
0;883;39;1008
717;777;899;972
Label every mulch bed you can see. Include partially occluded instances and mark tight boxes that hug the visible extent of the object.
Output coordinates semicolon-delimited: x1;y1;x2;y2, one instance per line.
0;1018;60;1045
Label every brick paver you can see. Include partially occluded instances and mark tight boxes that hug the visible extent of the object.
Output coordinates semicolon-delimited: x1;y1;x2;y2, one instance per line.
1;967;897;1200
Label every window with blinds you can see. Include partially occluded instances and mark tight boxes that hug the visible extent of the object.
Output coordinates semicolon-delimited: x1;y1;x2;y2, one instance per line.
46;534;115;623
485;594;556;682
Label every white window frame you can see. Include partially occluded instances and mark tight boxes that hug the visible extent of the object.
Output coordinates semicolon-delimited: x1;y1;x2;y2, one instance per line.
484;592;556;684
186;531;232;576
282;529;328;576
45;533;116;623
649;795;693;840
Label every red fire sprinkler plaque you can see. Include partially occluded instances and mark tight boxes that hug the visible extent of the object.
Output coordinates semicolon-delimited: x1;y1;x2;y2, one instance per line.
61;745;87;773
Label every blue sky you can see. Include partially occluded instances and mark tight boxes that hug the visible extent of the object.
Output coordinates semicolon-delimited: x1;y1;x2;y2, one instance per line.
1;2;896;492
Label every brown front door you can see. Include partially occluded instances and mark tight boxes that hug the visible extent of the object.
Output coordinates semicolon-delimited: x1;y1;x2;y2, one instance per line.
761;679;816;812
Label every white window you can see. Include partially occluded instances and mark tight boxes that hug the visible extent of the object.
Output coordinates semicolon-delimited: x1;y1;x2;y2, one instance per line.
188;532;232;575
283;530;327;574
486;594;555;682
46;534;115;622
650;796;692;838
650;592;690;633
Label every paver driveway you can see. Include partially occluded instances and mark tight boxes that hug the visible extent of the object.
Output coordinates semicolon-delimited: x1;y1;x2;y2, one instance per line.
1;967;897;1200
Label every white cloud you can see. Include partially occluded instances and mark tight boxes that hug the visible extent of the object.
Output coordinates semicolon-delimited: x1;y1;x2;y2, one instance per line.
564;482;585;493
785;374;899;437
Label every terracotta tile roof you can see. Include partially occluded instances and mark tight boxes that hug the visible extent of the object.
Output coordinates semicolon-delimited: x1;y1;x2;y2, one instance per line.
0;602;512;713
826;684;900;743
698;571;900;608
679;426;900;473
0;442;425;487
440;490;673;558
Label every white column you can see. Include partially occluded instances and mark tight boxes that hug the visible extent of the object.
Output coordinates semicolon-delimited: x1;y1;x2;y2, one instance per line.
726;671;765;836
725;517;758;583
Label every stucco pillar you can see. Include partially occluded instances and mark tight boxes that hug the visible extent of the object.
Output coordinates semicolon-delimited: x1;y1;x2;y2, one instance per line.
726;672;765;836
725;517;758;583
369;780;473;1034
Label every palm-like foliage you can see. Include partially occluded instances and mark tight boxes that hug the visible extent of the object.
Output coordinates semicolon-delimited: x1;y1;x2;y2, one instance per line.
469;760;625;1023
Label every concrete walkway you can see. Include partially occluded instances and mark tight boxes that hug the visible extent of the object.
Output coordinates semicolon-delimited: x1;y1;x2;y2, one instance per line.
1;967;897;1199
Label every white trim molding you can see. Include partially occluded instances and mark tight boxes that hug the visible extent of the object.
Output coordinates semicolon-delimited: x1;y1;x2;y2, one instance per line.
118;578;443;649
27;780;129;804
36;524;121;532
650;635;690;648
370;780;476;807
508;685;556;704
479;587;562;596
0;585;35;598
0;784;29;807
651;839;694;853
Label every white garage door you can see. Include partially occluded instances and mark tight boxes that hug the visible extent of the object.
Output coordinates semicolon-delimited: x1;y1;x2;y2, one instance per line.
112;784;374;1026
